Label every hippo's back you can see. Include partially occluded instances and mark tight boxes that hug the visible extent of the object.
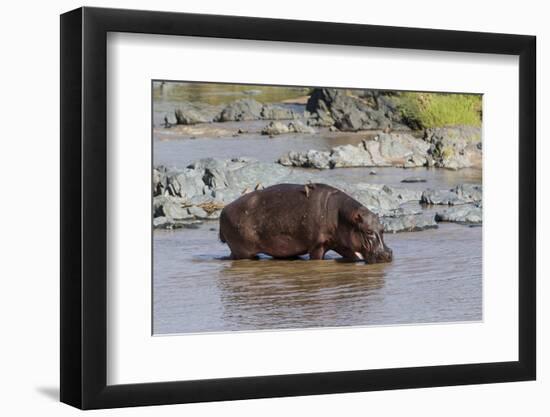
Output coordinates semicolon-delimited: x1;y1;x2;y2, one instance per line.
220;183;338;244
223;182;335;219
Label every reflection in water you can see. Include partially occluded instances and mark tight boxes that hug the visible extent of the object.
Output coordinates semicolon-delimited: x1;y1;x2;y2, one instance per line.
216;259;386;330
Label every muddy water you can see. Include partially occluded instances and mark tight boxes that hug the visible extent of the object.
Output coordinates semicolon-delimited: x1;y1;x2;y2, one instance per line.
153;223;481;334
152;86;482;335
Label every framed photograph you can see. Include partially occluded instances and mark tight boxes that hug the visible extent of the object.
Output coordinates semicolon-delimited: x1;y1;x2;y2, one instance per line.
60;7;536;409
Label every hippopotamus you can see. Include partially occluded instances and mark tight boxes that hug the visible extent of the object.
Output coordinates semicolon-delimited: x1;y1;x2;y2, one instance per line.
219;183;393;263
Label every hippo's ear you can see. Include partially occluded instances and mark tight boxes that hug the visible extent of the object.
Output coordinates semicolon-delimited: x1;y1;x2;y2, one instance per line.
342;208;364;226
346;209;363;225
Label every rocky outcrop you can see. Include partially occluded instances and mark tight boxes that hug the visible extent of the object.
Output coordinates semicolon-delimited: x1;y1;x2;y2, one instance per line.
153;158;295;227
174;103;222;125
261;121;290;135
260;104;298;121
381;185;423;203
453;183;483;203
435;204;482;224
277;127;482;170
382;211;438;233
153;158;481;232
171;98;299;125
424;126;482;170
217;98;264;122
261;120;316;135
421;184;482;206
305;88;409;131
278;133;430;169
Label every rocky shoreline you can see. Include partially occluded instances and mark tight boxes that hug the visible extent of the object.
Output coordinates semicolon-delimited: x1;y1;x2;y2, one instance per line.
162;88;482;171
155;87;482;233
153;157;482;233
278;127;481;170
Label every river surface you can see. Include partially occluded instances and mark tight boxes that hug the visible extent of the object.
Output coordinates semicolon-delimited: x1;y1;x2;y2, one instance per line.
154;223;481;334
152;85;482;335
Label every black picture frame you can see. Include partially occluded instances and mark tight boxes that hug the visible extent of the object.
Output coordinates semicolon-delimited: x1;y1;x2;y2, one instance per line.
60;6;536;410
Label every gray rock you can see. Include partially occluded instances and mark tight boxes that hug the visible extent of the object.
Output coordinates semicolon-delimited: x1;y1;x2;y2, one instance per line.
153;216;170;228
288;120;315;134
278;150;331;169
377;133;430;167
226;162;292;191
382;185;423;202
421;183;482;206
304;151;332;169
218;98;264;122
187;206;210;219
164;113;178;126
401;177;427;183
305;88;408;131
260;104;296;120
196;159;230;190
162;168;206;199
346;185;401;215
174;102;221;124
330;143;374;168
164;200;193;220
278;133;429;169
216;99;297;122
453;183;482;203
421;189;462;205
381;212;438;233
424;126;482;170
153;167;167;196
435;204;482;224
211;188;243;204
153;195;193;220
261;121;290;135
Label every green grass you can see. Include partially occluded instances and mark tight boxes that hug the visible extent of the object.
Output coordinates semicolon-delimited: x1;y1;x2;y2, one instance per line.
395;92;482;129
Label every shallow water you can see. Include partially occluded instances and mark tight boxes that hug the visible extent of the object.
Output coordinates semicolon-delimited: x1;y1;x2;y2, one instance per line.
153;223;481;334
152;87;482;335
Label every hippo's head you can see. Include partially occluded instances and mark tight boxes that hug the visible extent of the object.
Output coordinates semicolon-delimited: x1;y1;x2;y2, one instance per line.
344;207;393;264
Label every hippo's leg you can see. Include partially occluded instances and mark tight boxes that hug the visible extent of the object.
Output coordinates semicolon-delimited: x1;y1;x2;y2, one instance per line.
229;249;259;260
308;244;326;260
334;247;362;261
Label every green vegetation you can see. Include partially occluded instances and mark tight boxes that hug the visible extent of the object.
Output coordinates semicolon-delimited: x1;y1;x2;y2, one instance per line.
395;92;482;129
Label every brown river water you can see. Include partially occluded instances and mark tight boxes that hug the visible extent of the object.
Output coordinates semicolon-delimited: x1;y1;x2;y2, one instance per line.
152;84;482;335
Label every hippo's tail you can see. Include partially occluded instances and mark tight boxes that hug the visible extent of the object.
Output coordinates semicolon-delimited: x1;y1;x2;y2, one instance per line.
219;210;227;243
219;228;226;243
